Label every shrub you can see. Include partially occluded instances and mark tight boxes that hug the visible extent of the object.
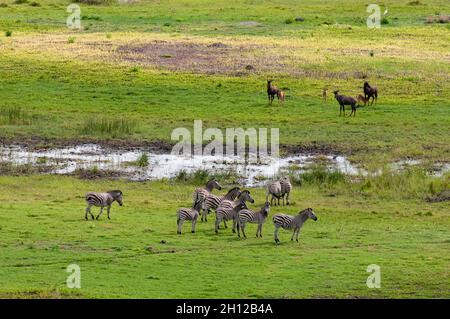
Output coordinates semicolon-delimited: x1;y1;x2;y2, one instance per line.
13;0;28;4
29;1;40;6
68;37;76;43
136;153;149;168
0;3;9;7
5;30;12;37
301;165;346;187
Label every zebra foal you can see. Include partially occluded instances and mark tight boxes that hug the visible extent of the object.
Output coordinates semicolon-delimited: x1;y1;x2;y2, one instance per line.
237;202;270;238
272;208;317;243
176;199;202;234
84;190;123;220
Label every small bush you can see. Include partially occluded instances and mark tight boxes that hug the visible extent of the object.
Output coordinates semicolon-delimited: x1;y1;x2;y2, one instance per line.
5;30;12;37
135;153;149;168
301;165;346;187
68;37;76;43
13;0;28;4
0;3;9;7
381;17;389;25
29;1;40;6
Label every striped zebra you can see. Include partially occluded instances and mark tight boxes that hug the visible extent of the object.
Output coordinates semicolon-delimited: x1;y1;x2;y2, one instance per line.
266;177;292;206
201;187;241;222
272;208;317;243
176;199;202;234
192;179;222;207
84;190;123;220
280;177;292;205
215;190;254;234
237;202;270;238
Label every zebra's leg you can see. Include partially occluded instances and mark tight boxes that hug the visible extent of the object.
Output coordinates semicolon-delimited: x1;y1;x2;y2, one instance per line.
232;217;237;233
95;207;104;220
191;218;197;233
257;224;263;238
177;219;183;234
282;194;285;206
85;205;93;220
274;225;280;243
215;216;220;234
277;196;280;206
296;228;301;242
242;223;247;239
107;206;111;219
223;219;228;229
291;227;299;241
286;192;290;205
237;220;241;238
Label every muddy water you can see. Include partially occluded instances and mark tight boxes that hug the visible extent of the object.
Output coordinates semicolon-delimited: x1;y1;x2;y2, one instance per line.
0;144;447;185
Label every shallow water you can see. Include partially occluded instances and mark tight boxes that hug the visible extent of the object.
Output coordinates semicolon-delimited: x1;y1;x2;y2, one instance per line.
0;144;447;185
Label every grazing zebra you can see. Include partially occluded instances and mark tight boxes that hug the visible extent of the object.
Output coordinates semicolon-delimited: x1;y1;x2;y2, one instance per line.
237;202;270;238
192;179;222;207
84;190;123;220
280;177;292;205
201;187;241;222
272;208;317;243
176;199;202;234
215;190;254;234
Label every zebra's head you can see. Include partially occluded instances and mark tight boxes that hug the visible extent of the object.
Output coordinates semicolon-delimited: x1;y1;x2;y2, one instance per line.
207;179;222;191
301;208;317;221
239;190;255;204
261;202;270;217
108;190;123;206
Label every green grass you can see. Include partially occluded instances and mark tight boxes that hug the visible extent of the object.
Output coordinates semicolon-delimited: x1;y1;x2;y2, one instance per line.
0;174;448;298
0;0;449;299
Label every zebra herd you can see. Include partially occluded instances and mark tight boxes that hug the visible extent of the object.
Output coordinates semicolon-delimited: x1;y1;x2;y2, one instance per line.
82;178;318;243
177;178;318;243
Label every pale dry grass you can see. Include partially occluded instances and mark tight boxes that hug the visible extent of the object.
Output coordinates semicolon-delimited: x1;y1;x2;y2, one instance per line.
2;28;449;78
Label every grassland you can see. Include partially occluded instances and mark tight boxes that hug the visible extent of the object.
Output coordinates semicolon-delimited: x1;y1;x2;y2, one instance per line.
0;0;449;299
0;173;448;298
0;0;449;166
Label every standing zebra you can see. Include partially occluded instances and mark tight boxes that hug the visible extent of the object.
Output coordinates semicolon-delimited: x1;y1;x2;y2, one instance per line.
215;190;254;234
266;177;292;206
201;187;241;222
192;179;222;207
237;202;270;239
84;190;123;220
176;199;202;234
280;176;292;205
272;208;317;243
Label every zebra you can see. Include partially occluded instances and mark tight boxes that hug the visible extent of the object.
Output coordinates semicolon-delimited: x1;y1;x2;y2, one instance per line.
266;179;282;206
84;190;123;220
176;199;202;234
215;190;254;234
272;208;317;243
237;202;270;238
201;187;241;222
192;179;222;207
266;177;292;206
280;177;292;205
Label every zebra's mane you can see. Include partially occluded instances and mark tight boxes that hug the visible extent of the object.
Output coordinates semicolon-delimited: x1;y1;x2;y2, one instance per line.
107;190;122;196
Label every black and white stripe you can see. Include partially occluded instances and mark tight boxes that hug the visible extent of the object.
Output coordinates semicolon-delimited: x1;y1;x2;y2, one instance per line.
192;179;222;207
237;202;270;238
215;190;254;234
201;187;241;222
84;190;123;220
272;208;317;243
280;177;292;205
176;200;202;234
